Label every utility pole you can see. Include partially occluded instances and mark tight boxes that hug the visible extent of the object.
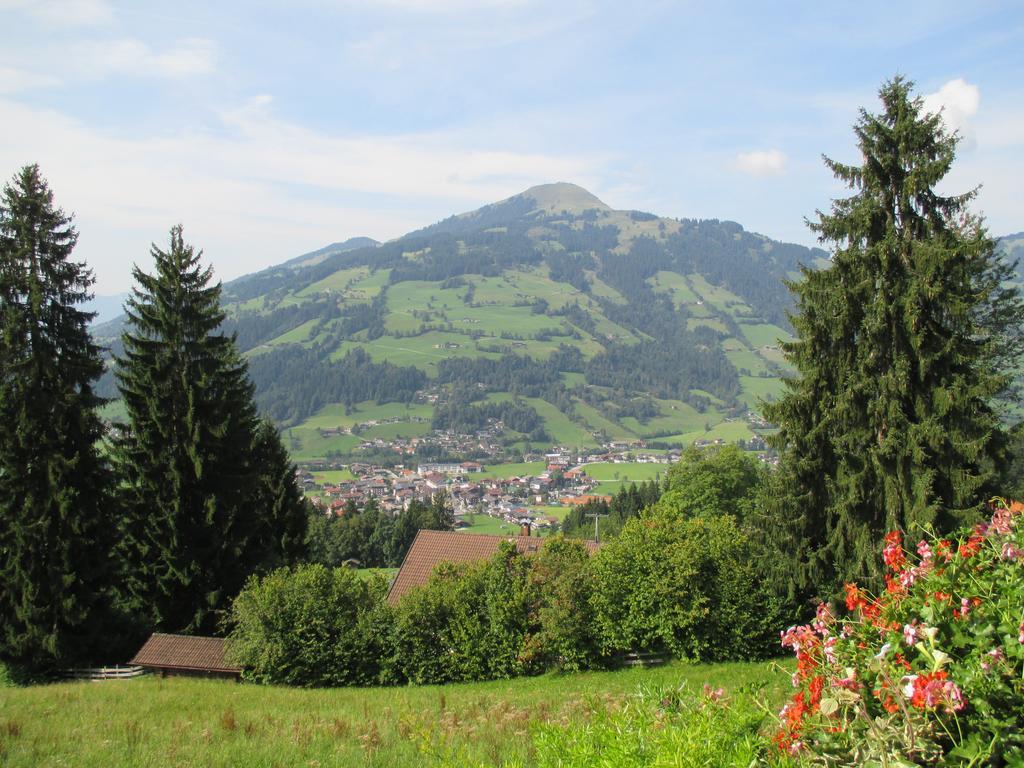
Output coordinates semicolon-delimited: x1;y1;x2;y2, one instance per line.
584;512;609;543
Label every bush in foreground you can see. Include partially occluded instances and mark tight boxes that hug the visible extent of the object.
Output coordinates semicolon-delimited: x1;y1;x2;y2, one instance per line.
226;564;388;687
591;513;784;661
776;500;1024;765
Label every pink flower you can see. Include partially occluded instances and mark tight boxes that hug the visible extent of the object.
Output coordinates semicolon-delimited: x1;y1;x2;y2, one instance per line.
822;636;838;664
903;622;919;647
1002;542;1021;561
834;669;859;691
917;539;934;563
956;597;972;620
981;647;1005;672
941;681;966;713
1019;621;1024;645
813;603;833;636
990;508;1014;536
780;624;817;652
702;683;725;702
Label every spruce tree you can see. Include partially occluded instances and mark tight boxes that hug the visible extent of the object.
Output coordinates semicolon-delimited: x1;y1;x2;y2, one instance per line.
0;164;113;671
114;225;265;634
765;77;1024;596
250;418;309;568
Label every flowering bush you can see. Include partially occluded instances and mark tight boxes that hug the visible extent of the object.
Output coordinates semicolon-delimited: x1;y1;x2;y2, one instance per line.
775;500;1024;766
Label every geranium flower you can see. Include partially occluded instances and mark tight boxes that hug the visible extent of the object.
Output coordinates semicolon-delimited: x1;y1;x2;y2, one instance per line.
883;531;906;571
903;621;919;646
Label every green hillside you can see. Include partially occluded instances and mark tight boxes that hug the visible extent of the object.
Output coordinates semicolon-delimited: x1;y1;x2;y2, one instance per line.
94;183;832;459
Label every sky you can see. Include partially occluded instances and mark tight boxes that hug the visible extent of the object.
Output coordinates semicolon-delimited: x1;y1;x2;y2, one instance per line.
1;0;1022;294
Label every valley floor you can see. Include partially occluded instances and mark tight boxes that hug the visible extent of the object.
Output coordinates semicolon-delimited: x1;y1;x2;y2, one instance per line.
0;659;787;767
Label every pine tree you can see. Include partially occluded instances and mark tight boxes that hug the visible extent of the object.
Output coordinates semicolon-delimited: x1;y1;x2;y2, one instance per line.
0;164;113;671
114;225;264;634
765;77;1024;596
250;418;309;568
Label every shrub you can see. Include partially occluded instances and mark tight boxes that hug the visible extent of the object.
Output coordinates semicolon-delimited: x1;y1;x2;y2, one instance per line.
775;500;1024;766
522;538;603;672
387;542;535;684
388;537;607;684
591;513;784;661
226;564;389;687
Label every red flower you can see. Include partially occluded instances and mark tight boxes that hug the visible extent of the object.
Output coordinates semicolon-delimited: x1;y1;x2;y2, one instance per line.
845;582;866;611
883;530;906;571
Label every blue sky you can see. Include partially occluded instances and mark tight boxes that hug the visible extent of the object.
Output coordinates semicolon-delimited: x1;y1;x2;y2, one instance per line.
2;0;1022;293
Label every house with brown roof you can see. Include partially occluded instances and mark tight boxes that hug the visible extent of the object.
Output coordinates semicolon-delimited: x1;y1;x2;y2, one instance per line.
130;633;241;679
387;530;600;605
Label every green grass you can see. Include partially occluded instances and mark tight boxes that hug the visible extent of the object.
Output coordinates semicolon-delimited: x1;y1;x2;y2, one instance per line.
572;400;637;441
725;348;771;376
295;266;370;297
283;429;362;462
524;398;599;448
647;271;700;308
476;461;547;479
459;515;523;536
0;660;787;767
265;318;318;346
618;399;715;439
738;375;787;411
663;420;757;447
739;322;793;349
528;505;571;521
360;421;433;441
580;462;665;484
298;401;433;431
98;398;128;424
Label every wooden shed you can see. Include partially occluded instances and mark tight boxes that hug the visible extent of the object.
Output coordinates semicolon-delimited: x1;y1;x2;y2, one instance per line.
130;633;241;680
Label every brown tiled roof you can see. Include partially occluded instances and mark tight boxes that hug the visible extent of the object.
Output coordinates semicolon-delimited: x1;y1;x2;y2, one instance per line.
130;633;240;674
387;530;600;605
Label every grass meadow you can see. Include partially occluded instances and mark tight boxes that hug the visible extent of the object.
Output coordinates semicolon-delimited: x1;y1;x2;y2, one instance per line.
0;660;788;767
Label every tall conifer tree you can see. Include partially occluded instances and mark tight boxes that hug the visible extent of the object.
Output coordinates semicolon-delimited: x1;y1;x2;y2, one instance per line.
0;165;113;671
115;226;265;634
765;78;1024;596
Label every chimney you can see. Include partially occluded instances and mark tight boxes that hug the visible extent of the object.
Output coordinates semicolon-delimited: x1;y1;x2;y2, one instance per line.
520;523;531;537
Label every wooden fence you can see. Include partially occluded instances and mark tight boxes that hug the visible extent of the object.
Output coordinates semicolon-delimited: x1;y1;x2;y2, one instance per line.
619;651;669;668
64;665;146;681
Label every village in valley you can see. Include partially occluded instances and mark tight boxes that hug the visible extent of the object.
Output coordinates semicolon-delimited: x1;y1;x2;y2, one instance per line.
298;436;770;536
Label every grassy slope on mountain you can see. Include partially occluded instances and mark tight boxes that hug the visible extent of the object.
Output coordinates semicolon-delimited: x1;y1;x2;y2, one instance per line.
210;183;826;455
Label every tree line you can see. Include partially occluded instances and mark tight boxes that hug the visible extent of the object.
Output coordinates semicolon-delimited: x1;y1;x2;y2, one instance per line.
0;168;308;675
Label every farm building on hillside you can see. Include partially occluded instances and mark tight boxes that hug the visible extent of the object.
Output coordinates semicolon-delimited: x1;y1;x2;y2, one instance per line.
130;633;241;679
387;529;600;605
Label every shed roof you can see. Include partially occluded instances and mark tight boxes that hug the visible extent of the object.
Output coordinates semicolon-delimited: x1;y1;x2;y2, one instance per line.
387;530;599;605
130;633;240;674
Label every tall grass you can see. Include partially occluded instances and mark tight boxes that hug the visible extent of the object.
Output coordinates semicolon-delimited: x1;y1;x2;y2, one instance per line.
0;660;787;767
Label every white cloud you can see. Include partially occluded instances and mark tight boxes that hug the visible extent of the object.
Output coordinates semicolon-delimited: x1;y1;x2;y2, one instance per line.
0;66;61;93
0;0;113;25
923;78;980;149
733;149;787;177
0;96;606;292
73;37;217;79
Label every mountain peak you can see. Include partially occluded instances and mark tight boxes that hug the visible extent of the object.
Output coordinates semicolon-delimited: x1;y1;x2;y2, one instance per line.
512;182;610;214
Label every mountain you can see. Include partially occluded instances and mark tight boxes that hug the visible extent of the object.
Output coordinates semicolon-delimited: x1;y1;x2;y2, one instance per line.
91;207;1022;461
182;182;833;461
84;292;129;326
